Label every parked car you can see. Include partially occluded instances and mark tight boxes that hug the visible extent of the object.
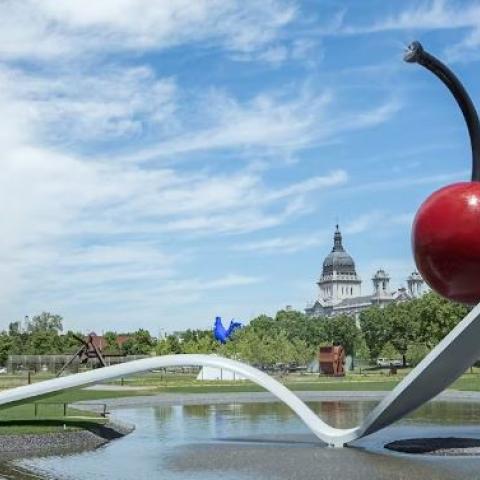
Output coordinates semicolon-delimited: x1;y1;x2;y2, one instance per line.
376;358;402;368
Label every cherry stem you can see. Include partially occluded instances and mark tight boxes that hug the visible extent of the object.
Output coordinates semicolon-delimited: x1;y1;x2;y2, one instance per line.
404;41;480;182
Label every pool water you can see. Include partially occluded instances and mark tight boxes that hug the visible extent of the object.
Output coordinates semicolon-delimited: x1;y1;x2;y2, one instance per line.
12;400;480;480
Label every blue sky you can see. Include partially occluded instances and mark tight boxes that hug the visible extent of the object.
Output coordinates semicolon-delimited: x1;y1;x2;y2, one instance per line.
0;0;478;333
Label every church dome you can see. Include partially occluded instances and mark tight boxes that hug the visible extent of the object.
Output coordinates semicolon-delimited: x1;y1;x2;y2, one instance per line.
373;269;389;280
322;226;357;276
407;271;422;281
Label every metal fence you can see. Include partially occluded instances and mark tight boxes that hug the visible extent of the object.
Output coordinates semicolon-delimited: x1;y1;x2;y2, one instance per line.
7;354;149;374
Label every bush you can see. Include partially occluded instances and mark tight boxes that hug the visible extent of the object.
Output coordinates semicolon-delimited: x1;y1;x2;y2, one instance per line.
406;343;430;367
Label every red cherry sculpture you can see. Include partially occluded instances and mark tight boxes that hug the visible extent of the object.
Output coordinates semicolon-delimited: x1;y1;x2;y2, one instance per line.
405;42;480;304
413;182;480;304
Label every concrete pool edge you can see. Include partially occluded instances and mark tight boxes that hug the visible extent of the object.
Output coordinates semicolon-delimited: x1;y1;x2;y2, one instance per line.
82;389;480;409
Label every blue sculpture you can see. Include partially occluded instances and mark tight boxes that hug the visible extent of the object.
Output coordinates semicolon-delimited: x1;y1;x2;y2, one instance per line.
213;316;242;344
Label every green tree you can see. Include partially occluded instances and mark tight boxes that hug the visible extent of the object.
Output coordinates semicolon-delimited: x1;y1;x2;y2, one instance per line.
249;314;276;336
355;335;371;363
27;331;60;355
413;292;469;348
59;330;84;353
27;312;63;334
8;321;21;336
270;331;295;366
359;307;390;361
323;314;359;356
122;329;155;355
379;342;399;360
289;337;316;366
156;335;182;355
9;332;28;355
0;332;13;366
275;309;327;347
235;328;276;368
406;343;430;367
182;333;216;354
19;313;64;355
385;302;418;367
104;331;119;352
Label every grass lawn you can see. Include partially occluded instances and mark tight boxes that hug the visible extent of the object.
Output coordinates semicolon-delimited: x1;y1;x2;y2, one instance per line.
17;369;480;397
44;388;147;402
141;381;401;393
451;374;480;391
0;401;105;435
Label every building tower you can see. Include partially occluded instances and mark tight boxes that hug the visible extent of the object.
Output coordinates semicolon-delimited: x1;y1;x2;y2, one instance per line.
372;269;391;298
318;225;362;303
407;271;424;298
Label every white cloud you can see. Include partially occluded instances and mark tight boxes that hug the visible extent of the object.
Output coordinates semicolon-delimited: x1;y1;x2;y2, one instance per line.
338;0;480;61
118;87;333;162
160;274;263;293
344;211;384;235
157;171;346;235
0;65;178;143
344;210;419;237
343;170;468;194
343;0;476;33
0;115;348;320
232;232;329;254
266;170;347;200
118;88;400;164
231;208;411;255
0;0;297;61
391;212;415;227
232;38;322;66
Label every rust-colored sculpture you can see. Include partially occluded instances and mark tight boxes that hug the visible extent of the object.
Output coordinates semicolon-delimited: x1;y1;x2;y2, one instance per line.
319;345;345;377
56;333;106;377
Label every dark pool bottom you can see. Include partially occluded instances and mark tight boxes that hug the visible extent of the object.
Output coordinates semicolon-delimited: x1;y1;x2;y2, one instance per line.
385;437;480;456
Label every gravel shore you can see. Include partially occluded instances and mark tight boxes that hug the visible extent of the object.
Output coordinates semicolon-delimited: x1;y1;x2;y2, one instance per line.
0;420;134;461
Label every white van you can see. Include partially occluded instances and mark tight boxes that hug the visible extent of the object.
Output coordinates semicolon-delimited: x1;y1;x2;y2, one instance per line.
376;358;402;367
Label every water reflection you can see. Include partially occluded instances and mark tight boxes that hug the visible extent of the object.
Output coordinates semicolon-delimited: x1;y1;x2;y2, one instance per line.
12;400;480;480
408;401;480;425
178;400;373;431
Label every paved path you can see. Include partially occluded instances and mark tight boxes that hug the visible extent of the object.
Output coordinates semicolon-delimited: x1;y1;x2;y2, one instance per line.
79;390;480;410
85;384;154;391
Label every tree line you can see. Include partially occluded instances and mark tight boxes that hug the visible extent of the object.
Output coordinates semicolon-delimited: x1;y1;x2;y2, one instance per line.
0;312;156;365
153;292;470;368
0;292;470;368
359;291;469;366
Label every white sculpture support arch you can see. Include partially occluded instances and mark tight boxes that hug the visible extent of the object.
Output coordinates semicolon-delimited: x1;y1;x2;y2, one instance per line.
0;303;480;447
0;354;359;446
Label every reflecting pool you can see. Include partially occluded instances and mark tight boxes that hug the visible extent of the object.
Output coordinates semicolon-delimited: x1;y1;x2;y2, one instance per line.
12;400;480;480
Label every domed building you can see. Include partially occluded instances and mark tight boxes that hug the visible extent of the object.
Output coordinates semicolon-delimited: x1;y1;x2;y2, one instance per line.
318;225;362;302
305;226;425;319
